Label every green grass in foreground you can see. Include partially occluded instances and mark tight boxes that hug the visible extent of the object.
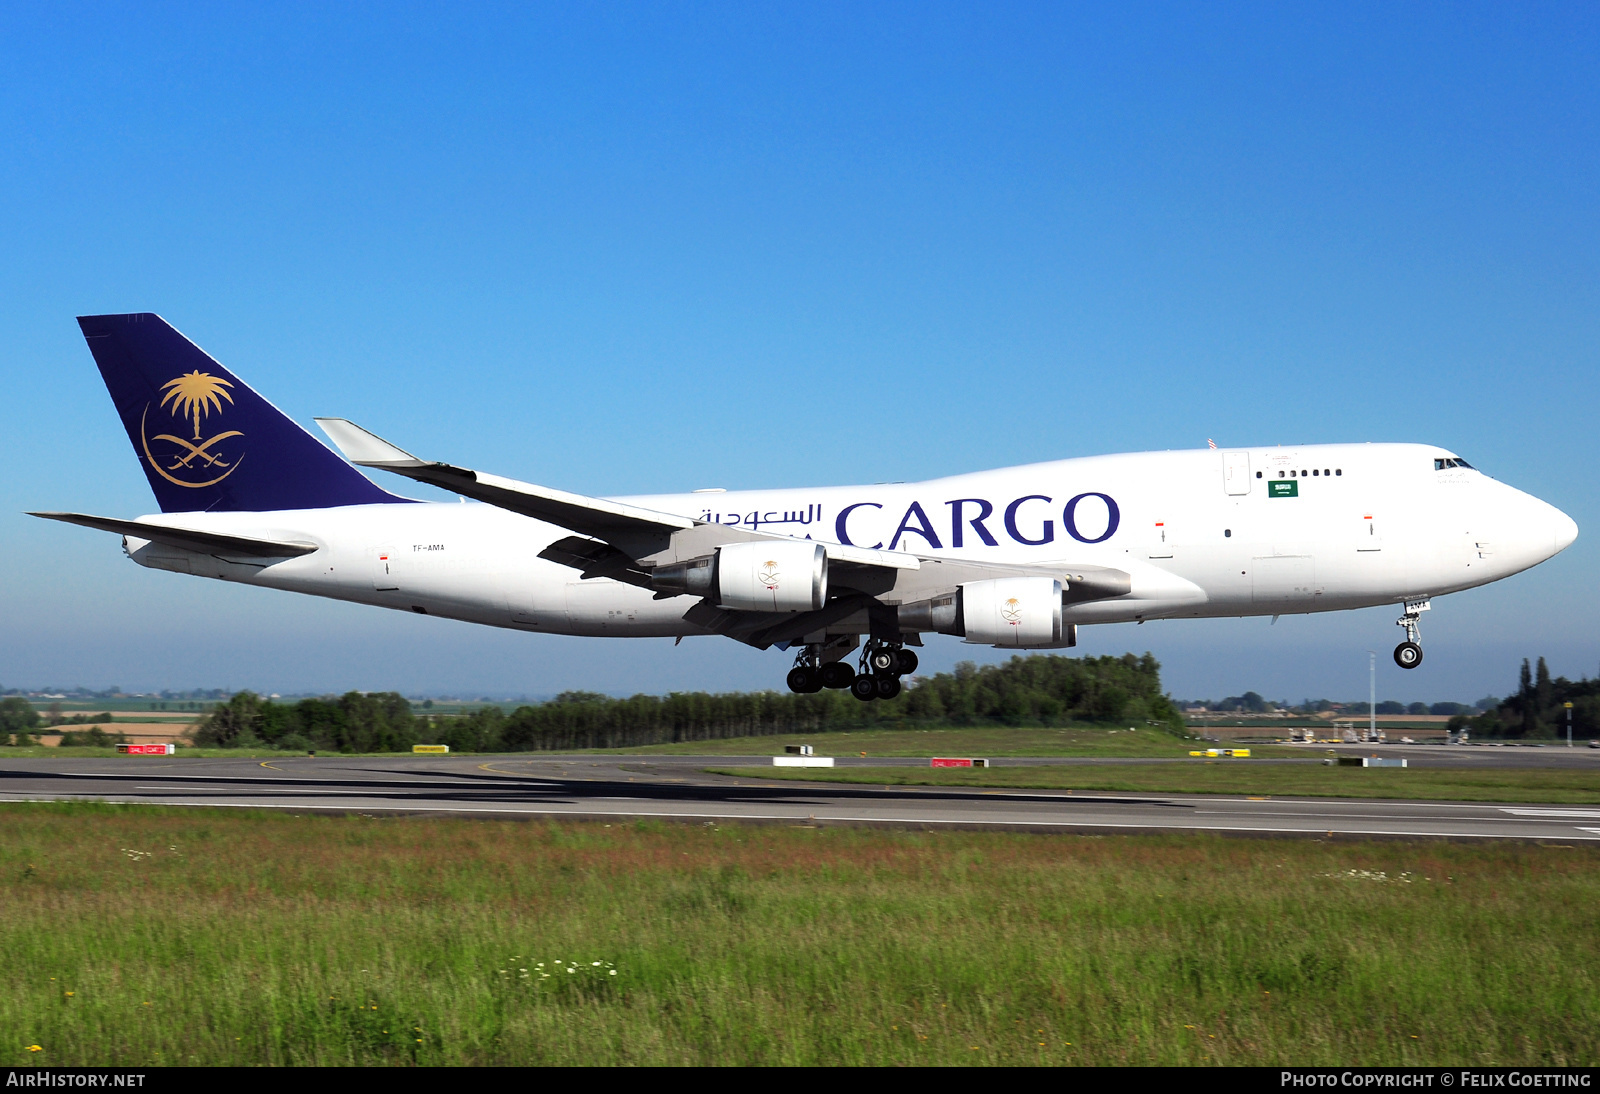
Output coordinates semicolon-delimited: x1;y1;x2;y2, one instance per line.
1;803;1596;1066
711;763;1600;804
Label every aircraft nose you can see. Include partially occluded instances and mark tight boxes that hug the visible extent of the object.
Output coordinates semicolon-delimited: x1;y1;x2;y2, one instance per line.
1552;505;1578;555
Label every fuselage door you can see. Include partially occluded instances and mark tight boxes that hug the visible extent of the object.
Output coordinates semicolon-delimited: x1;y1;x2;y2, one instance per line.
1149;521;1174;559
373;546;401;591
1357;515;1382;552
1223;451;1252;495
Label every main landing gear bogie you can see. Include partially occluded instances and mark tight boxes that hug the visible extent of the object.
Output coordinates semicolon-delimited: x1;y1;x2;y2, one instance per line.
787;640;915;701
850;641;914;702
785;665;823;694
786;648;860;694
848;671;901;701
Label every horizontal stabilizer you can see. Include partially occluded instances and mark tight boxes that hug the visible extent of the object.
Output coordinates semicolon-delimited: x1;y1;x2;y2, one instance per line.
28;512;318;558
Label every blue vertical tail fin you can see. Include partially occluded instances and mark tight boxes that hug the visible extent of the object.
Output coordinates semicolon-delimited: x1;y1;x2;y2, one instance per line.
78;313;408;513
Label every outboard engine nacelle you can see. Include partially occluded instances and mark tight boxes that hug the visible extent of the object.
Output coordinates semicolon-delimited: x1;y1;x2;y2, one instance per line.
960;576;1065;648
651;540;828;612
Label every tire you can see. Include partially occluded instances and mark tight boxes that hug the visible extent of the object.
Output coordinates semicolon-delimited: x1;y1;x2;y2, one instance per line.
850;675;878;702
786;666;820;693
1393;641;1423;670
896;649;919;675
869;647;899;675
819;662;856;689
874;674;902;700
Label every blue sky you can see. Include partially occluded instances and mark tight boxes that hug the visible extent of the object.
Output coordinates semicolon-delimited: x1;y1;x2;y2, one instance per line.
1;3;1595;703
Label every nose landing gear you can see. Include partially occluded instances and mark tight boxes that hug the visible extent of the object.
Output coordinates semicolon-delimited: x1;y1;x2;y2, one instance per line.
1393;598;1430;669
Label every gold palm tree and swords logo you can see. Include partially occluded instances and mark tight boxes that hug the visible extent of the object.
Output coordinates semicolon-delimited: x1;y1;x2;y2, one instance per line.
759;560;781;591
139;371;246;488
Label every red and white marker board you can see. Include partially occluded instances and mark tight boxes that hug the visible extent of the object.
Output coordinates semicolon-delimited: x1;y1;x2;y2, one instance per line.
931;757;988;768
116;743;176;755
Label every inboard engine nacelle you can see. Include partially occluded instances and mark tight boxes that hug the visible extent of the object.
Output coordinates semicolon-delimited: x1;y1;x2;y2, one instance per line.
959;576;1066;647
899;576;1074;649
651;540;828;612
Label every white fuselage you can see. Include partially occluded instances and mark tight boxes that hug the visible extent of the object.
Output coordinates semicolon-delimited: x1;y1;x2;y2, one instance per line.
119;443;1576;643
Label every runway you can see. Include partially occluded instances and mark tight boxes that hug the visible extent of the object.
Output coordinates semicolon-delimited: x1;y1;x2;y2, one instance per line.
1;752;1597;841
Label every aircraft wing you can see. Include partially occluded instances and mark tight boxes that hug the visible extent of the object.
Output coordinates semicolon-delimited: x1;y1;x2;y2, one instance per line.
315;418;924;572
315;418;1137;648
315;418;698;560
28;512;319;558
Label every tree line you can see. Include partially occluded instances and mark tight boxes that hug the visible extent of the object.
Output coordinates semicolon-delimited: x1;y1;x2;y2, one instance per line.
1;699;131;747
191;652;1184;753
1451;657;1600;740
0;698;41;746
1184;691;1480;716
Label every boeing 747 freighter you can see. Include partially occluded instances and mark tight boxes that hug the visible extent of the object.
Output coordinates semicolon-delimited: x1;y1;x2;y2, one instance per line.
35;314;1578;699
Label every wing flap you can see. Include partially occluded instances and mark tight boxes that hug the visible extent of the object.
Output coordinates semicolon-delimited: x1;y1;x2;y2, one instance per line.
537;535;655;589
683;594;875;649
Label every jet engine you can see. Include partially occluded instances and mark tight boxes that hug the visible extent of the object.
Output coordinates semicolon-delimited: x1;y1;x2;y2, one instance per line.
897;576;1071;647
960;576;1064;647
651;540;827;612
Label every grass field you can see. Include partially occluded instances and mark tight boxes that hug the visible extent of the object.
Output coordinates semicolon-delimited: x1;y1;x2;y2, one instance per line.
1;802;1596;1066
597;725;1268;757
711;763;1600;805
3;746;299;759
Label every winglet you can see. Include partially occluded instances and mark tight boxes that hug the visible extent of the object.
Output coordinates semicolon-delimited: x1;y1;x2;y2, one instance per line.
314;418;429;468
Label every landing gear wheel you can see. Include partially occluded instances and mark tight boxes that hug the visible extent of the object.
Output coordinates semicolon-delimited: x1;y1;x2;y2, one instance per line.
895;649;919;675
868;647;900;675
850;675;878;702
819;662;856;690
786;666;821;693
1393;641;1423;670
874;674;902;701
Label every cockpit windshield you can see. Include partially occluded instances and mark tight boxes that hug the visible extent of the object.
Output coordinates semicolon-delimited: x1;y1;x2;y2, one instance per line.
1434;457;1473;470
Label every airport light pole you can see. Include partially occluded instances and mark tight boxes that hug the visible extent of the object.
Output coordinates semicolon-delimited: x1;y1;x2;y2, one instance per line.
1566;701;1573;748
1368;651;1376;743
